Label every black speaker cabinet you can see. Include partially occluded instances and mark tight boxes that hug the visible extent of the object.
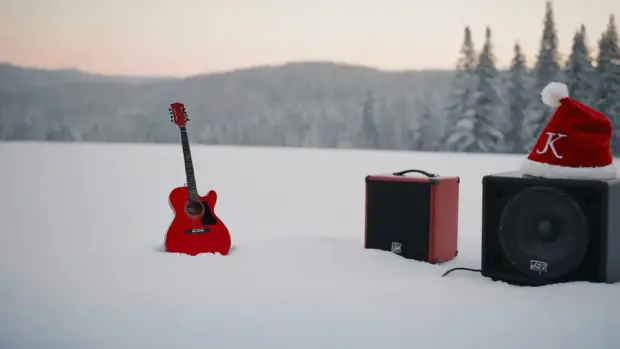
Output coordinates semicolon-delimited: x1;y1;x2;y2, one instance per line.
481;171;620;286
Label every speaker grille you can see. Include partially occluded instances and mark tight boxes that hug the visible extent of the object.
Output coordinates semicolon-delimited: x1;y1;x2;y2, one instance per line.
366;180;431;261
498;186;589;280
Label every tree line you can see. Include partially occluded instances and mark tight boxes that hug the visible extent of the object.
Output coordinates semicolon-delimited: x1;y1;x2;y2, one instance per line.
419;1;620;155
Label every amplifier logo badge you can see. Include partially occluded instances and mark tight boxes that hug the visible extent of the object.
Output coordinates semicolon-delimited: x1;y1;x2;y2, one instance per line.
529;260;548;273
391;242;402;254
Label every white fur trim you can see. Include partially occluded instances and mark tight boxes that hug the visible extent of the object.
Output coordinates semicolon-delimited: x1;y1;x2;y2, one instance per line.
541;82;569;107
520;158;618;180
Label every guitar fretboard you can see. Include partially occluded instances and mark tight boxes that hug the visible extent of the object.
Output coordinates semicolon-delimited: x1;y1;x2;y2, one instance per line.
179;126;199;200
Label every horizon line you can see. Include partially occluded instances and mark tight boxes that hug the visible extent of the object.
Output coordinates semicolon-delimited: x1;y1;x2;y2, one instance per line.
1;59;460;78
0;59;533;79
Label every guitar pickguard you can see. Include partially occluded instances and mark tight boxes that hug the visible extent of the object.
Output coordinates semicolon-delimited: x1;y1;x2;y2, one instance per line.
201;200;217;225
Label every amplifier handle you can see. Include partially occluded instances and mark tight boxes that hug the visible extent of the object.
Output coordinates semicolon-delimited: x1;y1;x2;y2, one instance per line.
392;169;438;177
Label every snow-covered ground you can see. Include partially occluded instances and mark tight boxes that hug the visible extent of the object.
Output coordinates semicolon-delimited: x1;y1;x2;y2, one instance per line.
1;142;619;349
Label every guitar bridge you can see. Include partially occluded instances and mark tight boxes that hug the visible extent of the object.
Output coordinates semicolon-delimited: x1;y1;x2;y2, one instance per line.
184;227;211;235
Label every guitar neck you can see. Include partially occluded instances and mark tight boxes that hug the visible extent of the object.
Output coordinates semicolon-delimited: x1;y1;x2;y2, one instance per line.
179;126;199;200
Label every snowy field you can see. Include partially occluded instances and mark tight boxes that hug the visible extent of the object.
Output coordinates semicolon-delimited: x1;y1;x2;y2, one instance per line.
1;141;619;349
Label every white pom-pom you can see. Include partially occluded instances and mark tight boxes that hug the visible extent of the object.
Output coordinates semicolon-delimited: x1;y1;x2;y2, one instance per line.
541;81;569;107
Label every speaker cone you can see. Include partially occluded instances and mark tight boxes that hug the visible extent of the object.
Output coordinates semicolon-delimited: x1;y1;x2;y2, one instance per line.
498;186;589;280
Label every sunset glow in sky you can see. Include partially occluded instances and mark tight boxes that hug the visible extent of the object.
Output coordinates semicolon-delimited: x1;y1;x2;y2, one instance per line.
0;0;616;76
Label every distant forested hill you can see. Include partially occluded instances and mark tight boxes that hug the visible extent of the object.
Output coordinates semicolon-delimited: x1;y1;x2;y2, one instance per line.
0;62;455;151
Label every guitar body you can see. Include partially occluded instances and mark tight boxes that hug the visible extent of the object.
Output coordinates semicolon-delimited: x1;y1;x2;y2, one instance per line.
165;186;231;256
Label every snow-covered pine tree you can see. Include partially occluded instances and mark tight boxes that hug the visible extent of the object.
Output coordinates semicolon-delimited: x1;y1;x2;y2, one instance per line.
564;25;596;105
594;15;620;155
46;124;77;142
357;90;380;149
506;42;532;153
446;27;503;153
522;1;562;151
478;27;507;152
409;98;436;151
413;103;432;151
440;26;478;151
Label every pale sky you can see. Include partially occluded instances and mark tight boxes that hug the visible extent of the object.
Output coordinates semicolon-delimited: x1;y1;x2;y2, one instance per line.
0;0;616;77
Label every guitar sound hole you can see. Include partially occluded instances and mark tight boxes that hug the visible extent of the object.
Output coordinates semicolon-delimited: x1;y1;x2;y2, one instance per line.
185;200;204;217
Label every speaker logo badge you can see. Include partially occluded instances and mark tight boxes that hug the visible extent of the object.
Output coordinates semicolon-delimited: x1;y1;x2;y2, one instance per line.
529;260;548;274
391;242;402;254
536;132;567;159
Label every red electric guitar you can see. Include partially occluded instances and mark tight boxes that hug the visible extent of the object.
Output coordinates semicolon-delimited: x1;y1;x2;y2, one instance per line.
164;102;231;256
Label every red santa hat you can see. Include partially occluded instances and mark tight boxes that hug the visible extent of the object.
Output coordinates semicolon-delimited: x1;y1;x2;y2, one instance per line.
520;81;618;180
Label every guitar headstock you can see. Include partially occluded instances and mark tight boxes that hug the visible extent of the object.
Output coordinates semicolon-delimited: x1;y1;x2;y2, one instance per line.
169;102;189;127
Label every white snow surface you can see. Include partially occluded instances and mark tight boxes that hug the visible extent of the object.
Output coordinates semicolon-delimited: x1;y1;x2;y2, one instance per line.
1;142;619;349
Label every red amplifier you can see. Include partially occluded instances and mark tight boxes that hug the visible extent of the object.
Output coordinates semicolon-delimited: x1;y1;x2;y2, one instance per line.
365;169;460;264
